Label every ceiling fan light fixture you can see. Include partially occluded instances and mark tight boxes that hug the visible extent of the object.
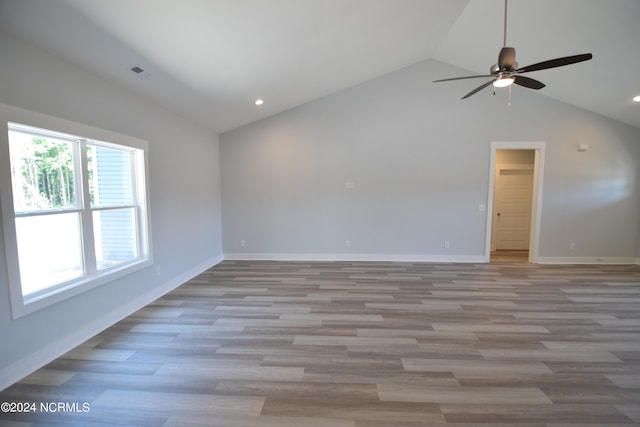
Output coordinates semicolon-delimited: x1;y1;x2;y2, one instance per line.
633;95;640;102
492;76;515;88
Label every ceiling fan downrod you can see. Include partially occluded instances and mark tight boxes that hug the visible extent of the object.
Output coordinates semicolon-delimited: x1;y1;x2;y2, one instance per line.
503;0;508;47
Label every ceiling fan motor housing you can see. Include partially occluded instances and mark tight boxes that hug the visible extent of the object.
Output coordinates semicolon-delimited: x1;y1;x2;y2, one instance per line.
498;47;517;70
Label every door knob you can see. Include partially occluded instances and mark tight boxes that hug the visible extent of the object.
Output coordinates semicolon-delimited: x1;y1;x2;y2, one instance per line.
497;213;501;216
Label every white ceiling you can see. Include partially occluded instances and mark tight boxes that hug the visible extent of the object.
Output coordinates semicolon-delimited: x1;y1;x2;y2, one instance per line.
1;0;639;133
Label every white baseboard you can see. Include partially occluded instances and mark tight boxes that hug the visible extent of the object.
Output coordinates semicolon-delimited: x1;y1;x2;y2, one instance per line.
225;253;639;265
224;253;487;263
535;256;639;265
0;255;223;391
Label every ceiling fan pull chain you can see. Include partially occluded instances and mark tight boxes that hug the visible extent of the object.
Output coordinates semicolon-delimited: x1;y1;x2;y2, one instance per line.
508;84;512;106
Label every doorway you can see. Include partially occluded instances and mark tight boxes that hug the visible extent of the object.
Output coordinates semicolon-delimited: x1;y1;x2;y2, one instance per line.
485;142;545;263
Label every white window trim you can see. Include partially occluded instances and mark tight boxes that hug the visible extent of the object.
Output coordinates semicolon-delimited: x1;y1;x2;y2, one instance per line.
0;103;153;319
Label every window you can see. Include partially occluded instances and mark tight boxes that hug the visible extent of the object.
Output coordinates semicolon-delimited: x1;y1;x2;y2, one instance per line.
2;120;151;318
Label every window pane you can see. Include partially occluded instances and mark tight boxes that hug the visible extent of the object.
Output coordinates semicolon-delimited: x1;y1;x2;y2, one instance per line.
94;208;138;270
88;144;133;207
15;213;84;296
8;129;76;211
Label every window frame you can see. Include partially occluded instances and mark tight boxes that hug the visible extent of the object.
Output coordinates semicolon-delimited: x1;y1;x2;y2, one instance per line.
0;105;152;319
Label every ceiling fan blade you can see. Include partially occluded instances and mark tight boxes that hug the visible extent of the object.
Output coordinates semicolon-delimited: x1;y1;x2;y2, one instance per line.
433;75;494;83
513;75;545;90
498;47;516;70
516;53;593;74
461;80;495;99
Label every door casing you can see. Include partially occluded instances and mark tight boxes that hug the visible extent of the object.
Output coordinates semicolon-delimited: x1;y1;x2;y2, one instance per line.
485;141;546;263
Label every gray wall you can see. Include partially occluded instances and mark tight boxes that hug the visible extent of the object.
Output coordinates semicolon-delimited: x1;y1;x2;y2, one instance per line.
0;33;223;385
220;59;640;262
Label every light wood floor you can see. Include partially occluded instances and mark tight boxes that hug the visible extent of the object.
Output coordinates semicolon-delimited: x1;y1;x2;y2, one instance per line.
491;250;530;263
2;259;640;426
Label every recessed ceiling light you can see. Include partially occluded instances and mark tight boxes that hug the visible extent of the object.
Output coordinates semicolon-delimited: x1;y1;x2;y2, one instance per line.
255;99;264;106
633;95;640;102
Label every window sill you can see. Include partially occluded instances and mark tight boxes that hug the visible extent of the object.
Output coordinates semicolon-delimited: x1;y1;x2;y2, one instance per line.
11;258;152;319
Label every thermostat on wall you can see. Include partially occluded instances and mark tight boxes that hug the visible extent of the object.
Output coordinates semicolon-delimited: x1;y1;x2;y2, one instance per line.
577;143;589;152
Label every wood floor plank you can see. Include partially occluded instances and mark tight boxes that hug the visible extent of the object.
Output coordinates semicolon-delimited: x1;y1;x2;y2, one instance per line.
60;347;136;362
377;384;552;405
432;323;551;334
293;335;418;347
616;404;640;423
606;374;640;389
1;259;639;425
16;369;77;386
156;363;304;382
91;389;265;416
440;403;634;424
479;348;622;362
401;357;554;375
214;379;379;401
164;414;357;427
260;397;445;423
356;328;479;340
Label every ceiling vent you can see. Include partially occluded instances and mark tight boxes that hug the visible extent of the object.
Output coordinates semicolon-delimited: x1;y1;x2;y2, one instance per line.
130;66;151;79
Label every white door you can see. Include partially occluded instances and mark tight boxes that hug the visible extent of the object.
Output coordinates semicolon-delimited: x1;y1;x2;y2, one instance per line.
493;168;533;250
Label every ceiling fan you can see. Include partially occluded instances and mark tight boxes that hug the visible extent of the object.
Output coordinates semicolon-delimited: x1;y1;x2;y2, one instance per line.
433;0;592;99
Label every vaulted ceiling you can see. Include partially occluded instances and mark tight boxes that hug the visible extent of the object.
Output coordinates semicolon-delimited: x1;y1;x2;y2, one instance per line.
1;0;639;133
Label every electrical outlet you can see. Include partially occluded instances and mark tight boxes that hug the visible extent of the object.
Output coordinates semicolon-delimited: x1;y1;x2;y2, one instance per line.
240;239;246;248
345;182;356;190
444;240;450;249
569;242;575;250
345;240;351;248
